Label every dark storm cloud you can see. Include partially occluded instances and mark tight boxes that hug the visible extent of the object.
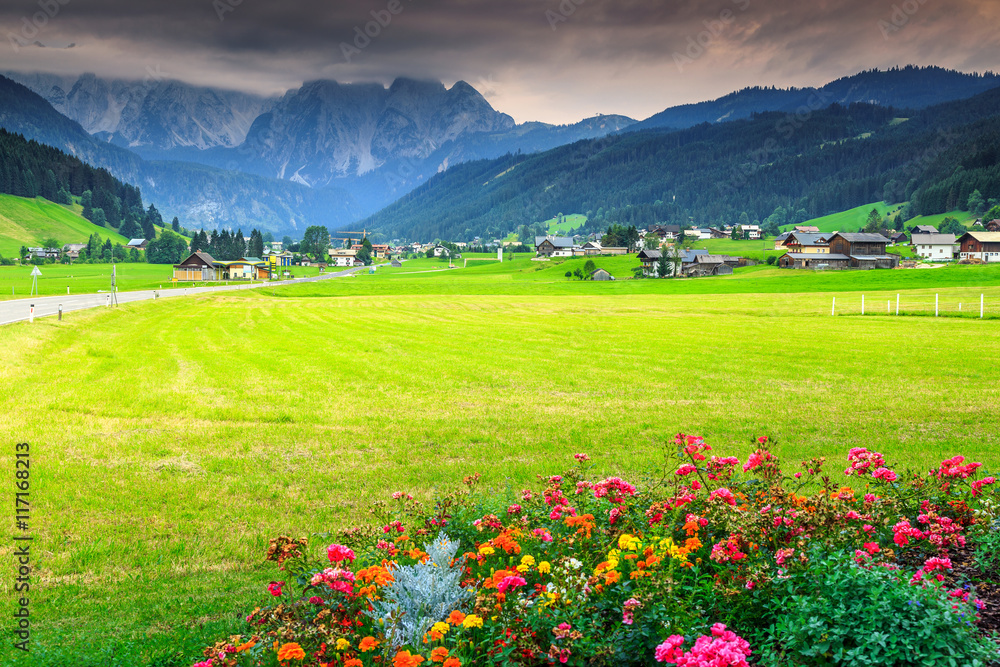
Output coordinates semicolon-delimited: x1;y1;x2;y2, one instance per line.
0;0;996;122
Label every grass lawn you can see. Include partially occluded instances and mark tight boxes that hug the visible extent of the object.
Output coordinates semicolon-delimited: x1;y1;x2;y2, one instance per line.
4;262;1000;665
686;237;778;261
782;202;895;233
904;209;977;230
0;194;128;256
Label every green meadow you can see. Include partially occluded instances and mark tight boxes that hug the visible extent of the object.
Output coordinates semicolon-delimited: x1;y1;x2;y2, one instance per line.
0;263;328;300
0;194;128;256
4;260;1000;665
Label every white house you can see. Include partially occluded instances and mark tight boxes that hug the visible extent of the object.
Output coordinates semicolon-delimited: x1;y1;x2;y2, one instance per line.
912;234;956;262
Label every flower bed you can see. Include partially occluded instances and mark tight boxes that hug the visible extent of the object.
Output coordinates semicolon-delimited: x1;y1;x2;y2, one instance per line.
190;437;1000;666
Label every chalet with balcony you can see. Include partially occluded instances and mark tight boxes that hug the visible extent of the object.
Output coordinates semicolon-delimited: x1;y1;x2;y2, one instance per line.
535;236;575;257
781;232;831;254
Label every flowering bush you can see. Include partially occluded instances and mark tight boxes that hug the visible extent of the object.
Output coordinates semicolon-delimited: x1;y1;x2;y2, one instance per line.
188;437;1000;667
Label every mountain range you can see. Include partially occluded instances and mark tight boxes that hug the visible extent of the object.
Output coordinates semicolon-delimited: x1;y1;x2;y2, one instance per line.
0;65;997;238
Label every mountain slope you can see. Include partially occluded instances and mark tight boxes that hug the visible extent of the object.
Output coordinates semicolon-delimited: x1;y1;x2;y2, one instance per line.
4;71;276;152
634;66;1000;130
359;87;1000;242
0;194;127;255
0;76;359;234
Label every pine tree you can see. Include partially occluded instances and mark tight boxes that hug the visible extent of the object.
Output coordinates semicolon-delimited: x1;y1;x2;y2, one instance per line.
171;217;181;232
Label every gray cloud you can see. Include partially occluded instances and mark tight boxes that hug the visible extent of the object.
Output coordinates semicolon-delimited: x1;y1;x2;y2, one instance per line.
0;0;996;123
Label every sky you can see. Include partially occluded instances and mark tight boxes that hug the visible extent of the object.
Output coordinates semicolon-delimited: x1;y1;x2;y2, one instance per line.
1;0;998;125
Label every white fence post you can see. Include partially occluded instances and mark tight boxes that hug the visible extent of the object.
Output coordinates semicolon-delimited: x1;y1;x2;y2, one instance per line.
29;304;34;323
982;294;985;319
861;295;865;315
935;294;939;317
832;297;836;316
896;294;899;316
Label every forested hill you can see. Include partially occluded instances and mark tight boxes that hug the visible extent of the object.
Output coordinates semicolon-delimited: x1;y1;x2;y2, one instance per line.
633;66;1000;131
0;128;150;236
359;87;1000;242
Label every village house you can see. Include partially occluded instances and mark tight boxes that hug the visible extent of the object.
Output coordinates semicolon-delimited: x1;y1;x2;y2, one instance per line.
709;228;729;239
957;232;1000;262
773;232;791;249
535;236;575;257
390;259;403;268
590;268;614;281
648;224;681;240
986;220;1000;232
911;225;939;236
173;251;219;281
329;248;358;267
912;233;957;262
886;231;908;245
684;254;738;277
126;238;148;251
740;224;762;240
637;248;710;277
62;243;87;259
827;232;900;269
781;232;831;254
28;247;60;259
793;225;820;233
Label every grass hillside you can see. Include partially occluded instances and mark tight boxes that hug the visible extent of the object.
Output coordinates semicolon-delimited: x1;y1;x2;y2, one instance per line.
782;202;895;233
0;194;127;255
544;213;588;234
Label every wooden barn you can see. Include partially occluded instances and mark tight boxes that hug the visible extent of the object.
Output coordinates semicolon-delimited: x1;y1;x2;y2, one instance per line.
778;252;850;269
173;251;219;281
827;233;900;269
590;268;614;281
957;232;1000;262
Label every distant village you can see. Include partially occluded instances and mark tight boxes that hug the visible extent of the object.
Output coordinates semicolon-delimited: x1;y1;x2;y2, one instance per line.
17;217;1000;283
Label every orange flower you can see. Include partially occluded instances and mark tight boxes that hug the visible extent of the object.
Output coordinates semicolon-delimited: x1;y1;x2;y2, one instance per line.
359;637;379;652
236;638;257;652
393;650;425;667
357;564;395;586
345;660;363;667
492;529;523;554
443;659;461;667
431;647;450;662
277;642;306;661
564;514;596;538
684;537;703;551
604;570;621;585
447;610;467;625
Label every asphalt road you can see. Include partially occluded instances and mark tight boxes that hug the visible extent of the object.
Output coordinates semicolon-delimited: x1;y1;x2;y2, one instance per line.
0;266;363;326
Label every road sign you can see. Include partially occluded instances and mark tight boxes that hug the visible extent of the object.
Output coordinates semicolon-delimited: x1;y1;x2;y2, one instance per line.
30;266;41;276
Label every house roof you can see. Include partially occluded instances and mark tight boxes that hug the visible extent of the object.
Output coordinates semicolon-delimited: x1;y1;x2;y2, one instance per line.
794;225;820;232
694;254;737;264
958;231;1000;243
590;268;612;276
784;232;831;246
126;238;146;246
637;249;661;260
913;225;939;234
832;233;889;243
851;255;896;261
774;232;791;242
535;236;574;248
912;234;956;245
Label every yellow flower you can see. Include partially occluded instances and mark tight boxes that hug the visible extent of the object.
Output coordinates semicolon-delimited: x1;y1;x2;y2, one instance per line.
520;555;535;567
516;564;530;573
618;534;641;551
432;621;450;635
462;614;483;629
336;638;351;651
537;561;551;574
478;545;495;556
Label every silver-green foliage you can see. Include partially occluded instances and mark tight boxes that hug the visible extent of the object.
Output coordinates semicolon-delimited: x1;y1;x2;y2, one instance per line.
366;532;470;650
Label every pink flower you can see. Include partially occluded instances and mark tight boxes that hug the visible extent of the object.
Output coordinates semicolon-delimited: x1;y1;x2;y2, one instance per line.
872;467;898;483
864;493;876;504
843;510;861;520
267;581;284;596
574;453;590;462
521;489;533;501
496;575;527;593
507;504;522;515
533;528;553;542
676;463;698;476
309;596;324;605
327;544;356;564
708;488;737;506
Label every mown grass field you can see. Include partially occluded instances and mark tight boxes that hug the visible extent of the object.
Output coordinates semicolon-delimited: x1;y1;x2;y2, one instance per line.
4;262;1000;666
0;194;128;256
781;201;895;233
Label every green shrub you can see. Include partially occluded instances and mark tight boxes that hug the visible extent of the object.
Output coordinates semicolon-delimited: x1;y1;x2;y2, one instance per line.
754;550;998;667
